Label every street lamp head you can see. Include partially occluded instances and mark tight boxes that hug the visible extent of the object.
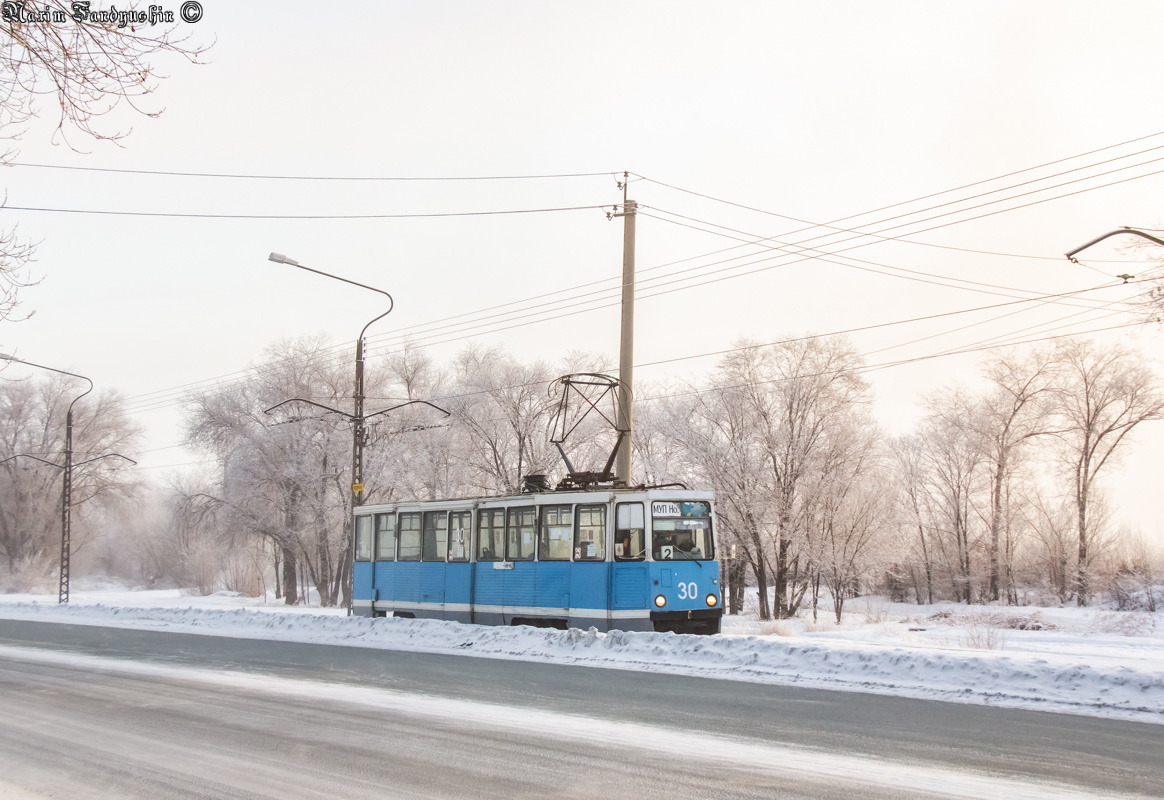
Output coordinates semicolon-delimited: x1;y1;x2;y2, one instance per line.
268;252;299;267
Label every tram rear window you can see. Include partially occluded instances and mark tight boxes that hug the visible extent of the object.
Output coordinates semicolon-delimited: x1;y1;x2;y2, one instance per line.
422;511;448;561
507;507;536;561
354;516;373;562
398;513;421;561
448;510;471;562
615;503;645;561
574;505;606;561
539;505;572;561
376;513;396;561
477;508;504;562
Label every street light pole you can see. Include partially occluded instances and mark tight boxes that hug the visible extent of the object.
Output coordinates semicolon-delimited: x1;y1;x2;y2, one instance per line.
267;253;394;613
0;353;92;604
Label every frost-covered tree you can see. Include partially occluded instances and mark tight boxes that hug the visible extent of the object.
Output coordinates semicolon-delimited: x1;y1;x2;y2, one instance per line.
0;374;140;589
439;346;611;496
665;335;872;620
805;420;886;623
750;336;871;619
887;434;938;605
1050;338;1163;606
367;342;461;503
916;387;983;604
673;377;776;618
186;336;358;605
0;5;207;326
443;345;557;495
973;347;1059;602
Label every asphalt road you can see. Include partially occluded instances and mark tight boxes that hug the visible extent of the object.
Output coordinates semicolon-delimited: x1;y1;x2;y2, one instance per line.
0;619;1160;799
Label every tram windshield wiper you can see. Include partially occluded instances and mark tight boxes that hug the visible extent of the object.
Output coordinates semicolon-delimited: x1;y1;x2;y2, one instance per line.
667;547;703;568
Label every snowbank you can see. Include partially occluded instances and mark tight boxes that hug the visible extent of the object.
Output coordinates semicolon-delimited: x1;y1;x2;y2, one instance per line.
0;592;1160;725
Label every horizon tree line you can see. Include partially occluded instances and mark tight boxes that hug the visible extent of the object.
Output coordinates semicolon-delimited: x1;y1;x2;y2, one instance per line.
1;332;1161;620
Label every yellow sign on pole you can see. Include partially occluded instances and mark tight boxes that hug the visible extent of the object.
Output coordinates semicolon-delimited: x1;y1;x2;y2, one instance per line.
351;483;364;493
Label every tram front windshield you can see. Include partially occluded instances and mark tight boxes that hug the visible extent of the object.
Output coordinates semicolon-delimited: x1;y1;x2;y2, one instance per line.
652;503;714;561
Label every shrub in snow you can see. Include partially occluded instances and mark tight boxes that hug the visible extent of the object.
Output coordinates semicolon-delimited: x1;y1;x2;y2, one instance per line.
999;613;1056;631
1088;610;1157;637
910;609;1056;633
857;597;890;624
960;616;1010;650
0;553;56;594
758;620;793;637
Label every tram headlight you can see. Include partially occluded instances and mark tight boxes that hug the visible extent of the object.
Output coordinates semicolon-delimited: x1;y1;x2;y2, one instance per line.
654;594;667;608
706;593;718;607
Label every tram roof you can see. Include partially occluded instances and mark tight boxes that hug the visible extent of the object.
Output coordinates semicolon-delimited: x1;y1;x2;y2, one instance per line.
356;487;714;514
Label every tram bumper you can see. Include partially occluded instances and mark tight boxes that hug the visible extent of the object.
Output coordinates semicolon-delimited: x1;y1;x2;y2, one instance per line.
650;607;721;635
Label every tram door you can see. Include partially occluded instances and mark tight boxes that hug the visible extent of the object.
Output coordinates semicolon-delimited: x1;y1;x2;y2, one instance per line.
611;502;649;618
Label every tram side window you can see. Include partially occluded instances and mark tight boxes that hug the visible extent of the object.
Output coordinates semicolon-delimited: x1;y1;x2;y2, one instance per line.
614;503;645;561
574;505;606;561
477;508;505;562
354;515;373;562
448;510;472;562
538;505;572;561
375;513;396;561
507;507;536;561
398;513;421;561
422;511;448;562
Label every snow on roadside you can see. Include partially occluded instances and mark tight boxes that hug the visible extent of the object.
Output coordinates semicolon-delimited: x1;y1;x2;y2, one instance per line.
0;591;1161;725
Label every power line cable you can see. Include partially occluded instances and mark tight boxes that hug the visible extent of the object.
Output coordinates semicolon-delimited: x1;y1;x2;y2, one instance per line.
637;207;1123;308
641;321;1149;403
77;141;1164;398
634;128;1164;240
620;164;1164;315
119;189;1152;414
636;152;1164;271
0;203;614;220
116;149;1164;412
9;163;621;182
633;142;1164;254
348;171;1156;360
123;280;1141;415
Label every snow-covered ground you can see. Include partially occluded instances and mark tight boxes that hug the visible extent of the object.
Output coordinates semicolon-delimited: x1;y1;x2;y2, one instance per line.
0;581;1160;725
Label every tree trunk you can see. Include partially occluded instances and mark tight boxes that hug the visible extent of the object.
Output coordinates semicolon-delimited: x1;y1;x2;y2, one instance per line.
773;536;796;618
337;555;352;611
1076;486;1090;606
281;543;298;606
811;571;821;622
273;545;282;600
753;553;771;621
730;559;745;614
989;458;1005;602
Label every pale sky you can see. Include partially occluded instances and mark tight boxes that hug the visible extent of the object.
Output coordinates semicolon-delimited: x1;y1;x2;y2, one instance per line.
2;1;1163;542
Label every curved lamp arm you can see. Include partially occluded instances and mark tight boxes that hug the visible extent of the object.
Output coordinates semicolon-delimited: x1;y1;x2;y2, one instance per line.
1066;227;1164;262
0;353;93;421
0;454;63;468
364;399;451;421
264;397;351;419
74;453;137;468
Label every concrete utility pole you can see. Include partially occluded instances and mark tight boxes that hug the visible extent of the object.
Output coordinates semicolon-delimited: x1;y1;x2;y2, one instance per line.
613;178;637;485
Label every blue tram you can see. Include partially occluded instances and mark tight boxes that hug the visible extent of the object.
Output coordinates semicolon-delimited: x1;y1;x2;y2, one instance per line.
352;488;722;635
